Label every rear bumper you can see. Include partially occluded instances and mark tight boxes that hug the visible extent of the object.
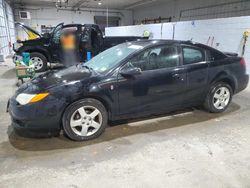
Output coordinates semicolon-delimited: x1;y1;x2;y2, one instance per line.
235;74;249;94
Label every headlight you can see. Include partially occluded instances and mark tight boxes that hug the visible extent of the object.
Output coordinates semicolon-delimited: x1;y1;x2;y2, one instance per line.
16;93;49;105
13;42;23;51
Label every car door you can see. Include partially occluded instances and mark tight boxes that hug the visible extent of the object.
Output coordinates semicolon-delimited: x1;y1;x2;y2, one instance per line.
50;25;81;63
73;25;82;62
181;45;209;104
117;44;187;117
80;25;104;61
90;26;104;56
49;23;64;62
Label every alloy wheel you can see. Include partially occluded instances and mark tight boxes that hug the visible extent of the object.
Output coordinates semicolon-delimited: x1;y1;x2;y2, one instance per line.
213;86;231;110
70;106;103;136
31;57;44;71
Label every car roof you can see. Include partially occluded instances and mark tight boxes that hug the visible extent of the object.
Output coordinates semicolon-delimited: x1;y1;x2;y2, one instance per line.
62;24;99;28
128;39;192;47
128;39;218;51
62;24;82;28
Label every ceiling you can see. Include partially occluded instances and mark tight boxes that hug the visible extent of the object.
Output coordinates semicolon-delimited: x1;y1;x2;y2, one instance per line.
9;0;162;10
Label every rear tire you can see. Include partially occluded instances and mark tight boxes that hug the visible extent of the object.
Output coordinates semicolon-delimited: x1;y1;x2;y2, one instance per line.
62;98;108;141
30;52;48;72
204;82;233;113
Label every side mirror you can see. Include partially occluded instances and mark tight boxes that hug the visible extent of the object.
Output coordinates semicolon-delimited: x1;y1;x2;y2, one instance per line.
120;67;142;77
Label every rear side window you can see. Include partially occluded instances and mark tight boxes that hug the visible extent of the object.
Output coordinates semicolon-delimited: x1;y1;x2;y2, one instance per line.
209;50;226;61
183;47;205;65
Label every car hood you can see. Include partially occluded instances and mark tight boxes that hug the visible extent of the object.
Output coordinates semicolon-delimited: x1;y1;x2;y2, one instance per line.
16;22;41;37
14;37;49;53
16;65;95;94
21;37;47;45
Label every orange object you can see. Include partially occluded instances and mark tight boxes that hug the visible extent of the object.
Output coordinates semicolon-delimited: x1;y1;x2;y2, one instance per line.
30;93;49;103
61;34;76;50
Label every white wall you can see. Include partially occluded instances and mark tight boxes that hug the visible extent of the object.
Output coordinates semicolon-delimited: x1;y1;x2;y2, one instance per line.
14;5;133;33
106;16;250;73
134;0;250;23
105;23;173;39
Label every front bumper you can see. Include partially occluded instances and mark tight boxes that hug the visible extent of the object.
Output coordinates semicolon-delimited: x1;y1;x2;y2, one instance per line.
7;96;62;132
12;54;16;64
12;53;22;64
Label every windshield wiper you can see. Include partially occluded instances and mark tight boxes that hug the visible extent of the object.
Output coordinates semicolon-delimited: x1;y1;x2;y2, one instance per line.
81;65;98;74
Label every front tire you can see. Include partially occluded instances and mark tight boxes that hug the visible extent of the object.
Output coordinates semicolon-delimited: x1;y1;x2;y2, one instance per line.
62;99;108;141
204;82;233;113
30;52;48;72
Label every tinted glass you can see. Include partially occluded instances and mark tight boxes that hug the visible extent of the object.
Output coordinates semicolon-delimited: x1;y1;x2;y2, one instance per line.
209;50;226;61
81;27;90;42
129;45;179;71
183;47;205;65
53;26;77;44
52;25;63;44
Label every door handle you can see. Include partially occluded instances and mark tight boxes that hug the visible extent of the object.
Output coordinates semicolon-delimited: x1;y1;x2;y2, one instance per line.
172;73;185;81
172;73;180;79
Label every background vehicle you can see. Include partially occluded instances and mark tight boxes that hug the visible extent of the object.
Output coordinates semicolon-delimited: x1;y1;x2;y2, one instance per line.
13;23;147;72
8;40;249;141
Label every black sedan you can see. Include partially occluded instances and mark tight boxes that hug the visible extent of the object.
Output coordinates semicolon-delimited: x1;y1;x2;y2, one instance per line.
8;40;249;141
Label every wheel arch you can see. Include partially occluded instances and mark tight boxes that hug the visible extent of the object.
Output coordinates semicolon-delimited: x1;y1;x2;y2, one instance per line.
60;96;112;129
24;48;51;62
209;72;237;93
82;95;111;114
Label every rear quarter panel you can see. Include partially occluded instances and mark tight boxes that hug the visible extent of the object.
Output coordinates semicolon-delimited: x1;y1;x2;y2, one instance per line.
209;56;246;93
224;56;249;93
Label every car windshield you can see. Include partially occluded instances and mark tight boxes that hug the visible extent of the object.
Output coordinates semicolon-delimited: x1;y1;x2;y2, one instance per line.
84;43;144;74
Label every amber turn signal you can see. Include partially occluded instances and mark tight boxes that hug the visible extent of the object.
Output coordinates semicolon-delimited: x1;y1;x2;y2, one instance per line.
30;93;49;103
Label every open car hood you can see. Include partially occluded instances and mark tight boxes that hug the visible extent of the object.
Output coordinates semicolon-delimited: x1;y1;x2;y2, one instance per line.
16;22;41;38
15;22;64;42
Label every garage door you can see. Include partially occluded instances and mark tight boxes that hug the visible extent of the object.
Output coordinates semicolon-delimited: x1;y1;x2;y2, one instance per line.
0;0;15;59
0;0;8;57
4;0;15;48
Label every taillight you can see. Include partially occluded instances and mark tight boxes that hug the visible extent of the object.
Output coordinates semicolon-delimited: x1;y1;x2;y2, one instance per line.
240;58;246;68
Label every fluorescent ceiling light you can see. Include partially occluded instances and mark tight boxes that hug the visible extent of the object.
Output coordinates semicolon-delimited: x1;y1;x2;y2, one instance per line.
125;0;156;9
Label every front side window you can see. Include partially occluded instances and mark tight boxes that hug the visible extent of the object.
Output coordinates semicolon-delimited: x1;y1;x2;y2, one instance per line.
128;45;179;71
53;26;77;44
81;27;90;42
51;24;63;44
183;47;205;65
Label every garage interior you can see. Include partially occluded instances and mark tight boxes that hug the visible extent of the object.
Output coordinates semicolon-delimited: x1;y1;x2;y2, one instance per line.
0;0;250;187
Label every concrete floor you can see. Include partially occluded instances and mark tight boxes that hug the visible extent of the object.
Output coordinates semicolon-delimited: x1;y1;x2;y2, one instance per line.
0;59;250;188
